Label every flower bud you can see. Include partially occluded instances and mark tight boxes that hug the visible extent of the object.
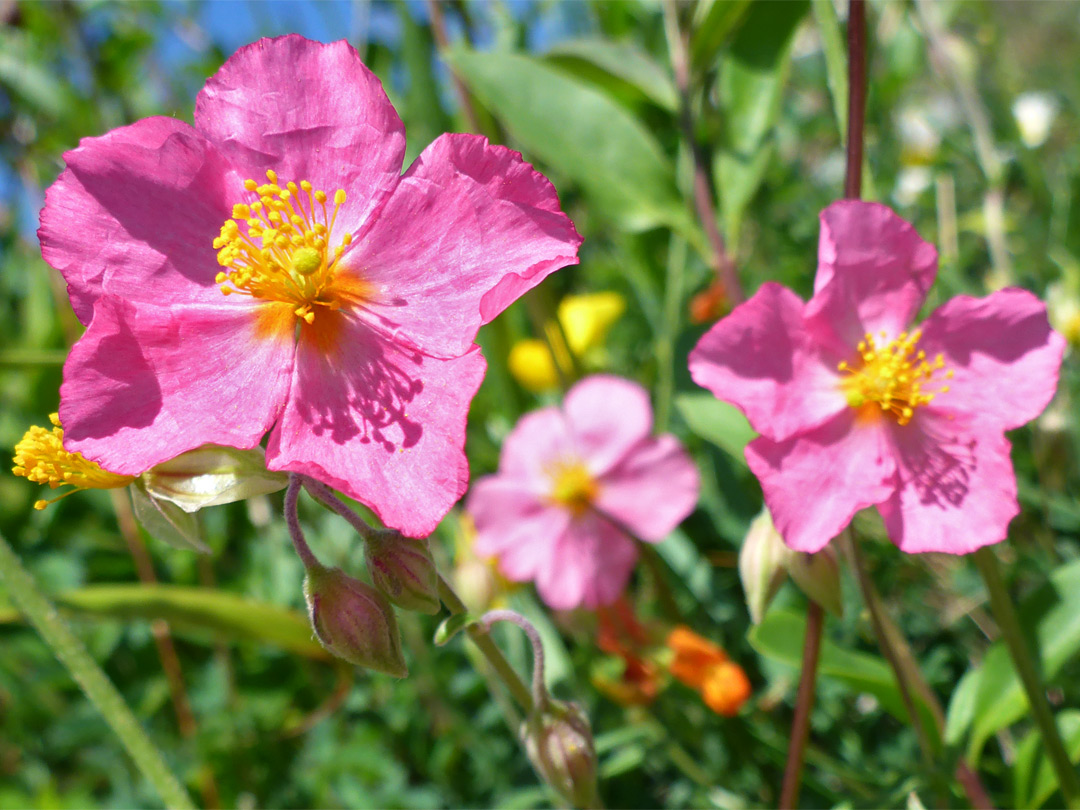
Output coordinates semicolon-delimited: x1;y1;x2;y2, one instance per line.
788;546;844;618
738;508;793;624
141;445;288;512
521;700;600;809
364;532;440;615
303;565;407;676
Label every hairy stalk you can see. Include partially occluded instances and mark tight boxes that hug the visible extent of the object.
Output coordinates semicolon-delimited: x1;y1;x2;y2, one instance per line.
284;476;322;569
0;531;195;810
779;601;824;809
480;609;549;710
974;547;1080;808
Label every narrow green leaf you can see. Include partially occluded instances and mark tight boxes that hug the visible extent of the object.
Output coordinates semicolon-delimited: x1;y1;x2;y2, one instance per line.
750;608;938;734
943;668;979;746
811;0;847;135
0;583;328;660
446;49;689;235
689;0;753;73
544;38;678;112
434;612;474;646
674;392;756;464
1014;710;1080;808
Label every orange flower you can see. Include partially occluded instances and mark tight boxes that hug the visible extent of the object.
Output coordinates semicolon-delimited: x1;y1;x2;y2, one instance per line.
666;625;751;716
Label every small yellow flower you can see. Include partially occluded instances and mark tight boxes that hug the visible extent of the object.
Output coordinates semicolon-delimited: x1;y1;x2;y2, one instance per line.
508;292;625;392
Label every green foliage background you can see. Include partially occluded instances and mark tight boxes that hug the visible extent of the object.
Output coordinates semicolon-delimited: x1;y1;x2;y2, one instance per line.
2;1;1080;807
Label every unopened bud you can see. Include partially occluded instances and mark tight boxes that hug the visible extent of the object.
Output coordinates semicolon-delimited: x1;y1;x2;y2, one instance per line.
521;700;600;809
364;532;440;614
142;445;287;512
788;546;843;618
303;565;407;676
738;508;793;624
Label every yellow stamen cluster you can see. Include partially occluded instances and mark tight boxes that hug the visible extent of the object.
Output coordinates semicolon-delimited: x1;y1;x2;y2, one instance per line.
838;330;953;425
214;170;353;324
547;460;600;516
12;414;135;509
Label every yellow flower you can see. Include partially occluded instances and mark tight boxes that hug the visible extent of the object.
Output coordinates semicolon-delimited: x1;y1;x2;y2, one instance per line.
508;292;626;392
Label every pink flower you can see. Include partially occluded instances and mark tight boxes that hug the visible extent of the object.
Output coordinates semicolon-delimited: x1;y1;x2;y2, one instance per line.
43;35;581;537
467;376;700;610
689;201;1063;554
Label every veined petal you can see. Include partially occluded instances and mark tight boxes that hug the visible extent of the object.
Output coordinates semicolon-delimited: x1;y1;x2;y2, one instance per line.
39;117;245;324
806;200;937;346
917;288;1064;431
595;434;700;542
468;477;571;581
267;314;487;538
878;412;1018;554
563;375;653;475
689;283;848;443
535;513;638;610
746;411;896;553
195;35;406;236
59;296;294;475
342;134;582;358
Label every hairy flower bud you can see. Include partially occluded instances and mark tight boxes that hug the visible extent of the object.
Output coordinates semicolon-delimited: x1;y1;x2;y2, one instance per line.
364;532;441;614
788;546;843;618
738;508;793;624
303;565;407;677
521;700;600;809
142;444;288;512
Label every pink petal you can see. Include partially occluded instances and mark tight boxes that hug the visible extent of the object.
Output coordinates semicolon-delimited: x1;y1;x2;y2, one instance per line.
746;411;896;553
467;477;571;581
595;435;700;541
563;375;654;475
878;413;1018;554
267;315;487;537
805;201;937;347
39;116;245;324
496;406;576;492
60;296;294;474
535;513;638;610
916;288;1064;431
341;133;581;358
689;283;848;443
194;35;406;236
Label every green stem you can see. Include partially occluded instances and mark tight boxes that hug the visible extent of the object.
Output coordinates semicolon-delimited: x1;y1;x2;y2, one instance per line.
974;547;1080;808
437;574;535;714
0;531;195;810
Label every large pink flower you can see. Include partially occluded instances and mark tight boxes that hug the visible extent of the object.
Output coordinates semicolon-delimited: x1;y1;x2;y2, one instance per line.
467;376;700;610
43;36;581;537
689;200;1063;554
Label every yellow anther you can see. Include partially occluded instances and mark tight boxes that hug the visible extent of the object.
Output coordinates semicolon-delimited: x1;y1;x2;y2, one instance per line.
334;189;346;205
314;190;327;204
300;180;312;192
13;414;135;508
244;178;258;192
232;203;251;219
266;169;278;184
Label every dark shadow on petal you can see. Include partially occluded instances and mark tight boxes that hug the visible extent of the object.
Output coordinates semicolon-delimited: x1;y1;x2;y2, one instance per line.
890;416;977;509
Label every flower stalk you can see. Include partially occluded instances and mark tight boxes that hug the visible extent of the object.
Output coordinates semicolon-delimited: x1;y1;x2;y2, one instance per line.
973;547;1080;808
779;600;824;809
0;530;195;810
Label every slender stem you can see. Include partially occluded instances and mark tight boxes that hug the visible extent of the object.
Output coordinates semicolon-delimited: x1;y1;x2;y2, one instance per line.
284;476;321;569
779;601;824;809
481;609;549;710
662;0;742;305
427;0;484;136
299;475;384;543
844;0;866;199
0;531;195;810
974;547;1080;808
437;574;535;714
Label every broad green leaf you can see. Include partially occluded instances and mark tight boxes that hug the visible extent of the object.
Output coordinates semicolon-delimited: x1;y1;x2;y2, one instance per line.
750;609;938;735
1014;710;1080;808
0;583;328;660
957;558;1080;762
690;0;753;73
130;483;210;554
714;0;808;244
447;49;690;235
544;38;678;112
943;668;979;746
674;392;756;464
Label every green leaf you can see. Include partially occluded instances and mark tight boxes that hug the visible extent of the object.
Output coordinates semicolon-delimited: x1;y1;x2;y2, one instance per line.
1014;710;1080;808
674;392;756;464
0;30;71;118
0;583;328;660
943;668;979;746
544;38;678;112
690;0;753;73
750;608;938;734
129;483;210;553
957;558;1080;762
714;0;808;244
447;49;690;235
434;613;474;646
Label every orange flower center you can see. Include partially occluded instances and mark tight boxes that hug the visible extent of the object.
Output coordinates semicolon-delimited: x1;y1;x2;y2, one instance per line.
214;170;366;326
837;330;953;425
